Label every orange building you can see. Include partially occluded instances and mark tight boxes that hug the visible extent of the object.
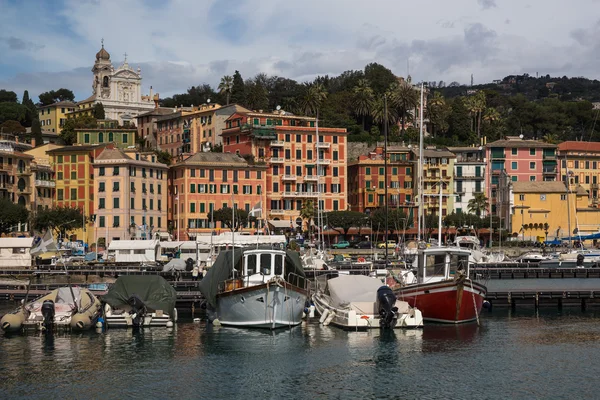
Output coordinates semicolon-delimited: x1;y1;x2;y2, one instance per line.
0;149;34;209
221;109;348;226
348;146;416;222
168;152;267;240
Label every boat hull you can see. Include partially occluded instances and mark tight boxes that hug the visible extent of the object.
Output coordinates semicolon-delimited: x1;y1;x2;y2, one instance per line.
216;282;308;329
395;280;486;324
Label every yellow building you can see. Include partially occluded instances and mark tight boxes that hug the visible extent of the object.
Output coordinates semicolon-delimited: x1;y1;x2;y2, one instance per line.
38;101;77;133
416;147;456;217
510;181;600;241
558;141;600;200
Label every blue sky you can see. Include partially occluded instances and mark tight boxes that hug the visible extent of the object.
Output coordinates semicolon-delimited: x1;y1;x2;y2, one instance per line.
1;0;600;102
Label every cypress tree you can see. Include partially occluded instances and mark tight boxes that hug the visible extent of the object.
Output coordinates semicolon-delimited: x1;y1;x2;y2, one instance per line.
230;70;246;105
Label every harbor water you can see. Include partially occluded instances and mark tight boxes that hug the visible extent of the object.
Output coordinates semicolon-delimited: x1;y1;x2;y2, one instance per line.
1;306;600;399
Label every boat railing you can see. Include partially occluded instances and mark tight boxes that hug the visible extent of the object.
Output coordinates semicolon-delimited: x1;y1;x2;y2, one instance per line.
287;272;309;291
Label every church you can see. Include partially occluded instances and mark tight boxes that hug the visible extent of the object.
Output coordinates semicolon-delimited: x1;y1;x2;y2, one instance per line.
68;41;156;126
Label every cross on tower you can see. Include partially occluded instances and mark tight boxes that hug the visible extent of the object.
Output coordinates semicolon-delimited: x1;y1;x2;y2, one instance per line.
101;38;104;48
123;52;128;62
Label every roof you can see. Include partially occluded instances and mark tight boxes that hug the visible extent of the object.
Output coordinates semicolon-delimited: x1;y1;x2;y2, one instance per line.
46;144;106;153
512;181;568;193
558;141;600;153
38;100;77;109
486;137;557;149
76;94;97;105
447;146;484;152
173;152;252;167
412;148;456;158
94;147;168;167
0;150;34;159
0;238;35;248
136;107;176;118
108;240;159;250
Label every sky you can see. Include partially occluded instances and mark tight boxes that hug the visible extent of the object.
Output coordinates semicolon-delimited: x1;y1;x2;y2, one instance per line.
1;0;600;102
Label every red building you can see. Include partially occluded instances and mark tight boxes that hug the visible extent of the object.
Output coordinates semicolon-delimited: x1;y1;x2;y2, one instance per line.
221;109;347;228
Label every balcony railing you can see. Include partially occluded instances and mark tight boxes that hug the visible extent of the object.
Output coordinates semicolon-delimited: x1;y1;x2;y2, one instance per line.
35;179;56;188
317;159;331;165
316;142;330;149
543;167;557;174
271;141;284;147
304;175;319;181
270;157;284;163
282;175;297;181
283;191;318;197
270;209;285;215
455;174;484;180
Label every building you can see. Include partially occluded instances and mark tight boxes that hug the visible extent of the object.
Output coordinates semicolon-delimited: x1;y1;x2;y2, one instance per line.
0;145;33;209
509;181;600;240
447;146;486;215
557;141;600;201
25;144;61;212
414;147;456;218
168;152;267;240
221;109;348;226
67;42;155;125
347;145;416;223
92;148;168;247
136;107;176;149
154;103;248;157
76;119;137;148
46;144;108;243
38;101;76;133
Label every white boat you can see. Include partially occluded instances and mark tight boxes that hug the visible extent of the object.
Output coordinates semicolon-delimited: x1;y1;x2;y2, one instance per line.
516;252;550;263
102;276;177;328
1;287;102;332
199;248;309;329
312;274;423;329
454;235;505;264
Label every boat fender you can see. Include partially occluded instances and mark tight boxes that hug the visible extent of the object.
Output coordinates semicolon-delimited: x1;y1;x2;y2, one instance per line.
213;319;221;326
324;311;335;326
309;305;315;318
173;308;178;322
482;300;491;309
319;309;330;324
166;321;174;328
1;313;24;332
71;314;90;330
358;257;366;263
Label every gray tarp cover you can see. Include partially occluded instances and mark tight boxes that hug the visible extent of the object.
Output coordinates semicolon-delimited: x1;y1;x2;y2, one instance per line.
198;249;305;308
327;275;383;308
102;276;176;316
162;258;187;272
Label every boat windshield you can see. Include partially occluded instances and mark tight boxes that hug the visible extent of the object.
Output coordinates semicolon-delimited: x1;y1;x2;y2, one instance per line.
425;254;447;278
449;254;470;277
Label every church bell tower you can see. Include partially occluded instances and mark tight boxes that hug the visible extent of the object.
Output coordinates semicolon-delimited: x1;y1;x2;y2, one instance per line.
92;39;114;99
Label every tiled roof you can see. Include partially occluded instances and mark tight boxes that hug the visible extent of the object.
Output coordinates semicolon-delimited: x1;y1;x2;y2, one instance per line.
46;144;106;153
95;147;132;161
512;181;568;193
136;107;177;118
173;152;253;167
38;100;77;109
558;141;600;153
486;137;556;149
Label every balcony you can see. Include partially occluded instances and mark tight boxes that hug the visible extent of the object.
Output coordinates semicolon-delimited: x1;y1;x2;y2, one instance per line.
316;142;330;149
282;175;297;181
35;179;56;188
270;209;286;215
317;159;330;165
271;141;285;147
16;168;31;175
543;167;557;174
490;151;506;159
270;157;284;163
304;175;319;181
591;184;599;190
455;174;484;180
283;191;318;197
543;153;556;160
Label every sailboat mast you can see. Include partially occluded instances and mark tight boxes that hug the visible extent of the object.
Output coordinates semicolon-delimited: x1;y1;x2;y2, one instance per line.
565;155;572;248
418;83;425;242
384;95;389;263
438;180;443;246
231;194;235;276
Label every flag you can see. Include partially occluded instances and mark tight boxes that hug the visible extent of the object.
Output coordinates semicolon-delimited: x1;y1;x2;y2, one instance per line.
249;202;262;218
31;230;58;256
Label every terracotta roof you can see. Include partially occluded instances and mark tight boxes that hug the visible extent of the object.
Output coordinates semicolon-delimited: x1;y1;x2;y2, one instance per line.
136;107;177;118
95;147;132;161
38;100;77;109
447;146;485;152
486;137;557;149
173;152;259;167
412;148;456;158
558;141;600;153
512;181;568;193
76;94;96;105
46;144;106;153
0;150;34;159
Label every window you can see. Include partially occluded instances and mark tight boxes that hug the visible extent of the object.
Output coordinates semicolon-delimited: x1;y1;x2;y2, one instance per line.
158;184;162;194
220;184;229;194
99;182;105;192
190;203;196;213
307;135;312;143
113;216;120;227
84;134;90;143
333;200;339;211
366;167;371;175
99;216;105;228
233;170;238;183
333;151;338;161
273;182;279;192
333;136;338;144
512;176;518;182
296;149;301;159
392;167;398;175
307;150;312;159
561;194;567;200
113;182;120;191
190;184;196;193
530;176;536;181
57;189;63;200
99;132;104;142
113;198;120;208
70;188;77;200
519;194;525;201
333;167;338;177
222;170;228;182
379;167;384;175
130;198;135;209
122;134;128;143
512;162;517;169
71;171;77;180
99;198;105;209
512;148;518;155
530;162;536;169
71;155;76;163
113;167;119;176
296;134;301;143
530;148;536;156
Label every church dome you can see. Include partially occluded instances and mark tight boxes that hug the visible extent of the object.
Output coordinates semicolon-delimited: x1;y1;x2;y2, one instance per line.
96;44;110;61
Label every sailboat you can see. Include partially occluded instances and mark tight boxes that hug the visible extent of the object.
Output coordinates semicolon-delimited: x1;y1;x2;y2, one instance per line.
392;83;487;324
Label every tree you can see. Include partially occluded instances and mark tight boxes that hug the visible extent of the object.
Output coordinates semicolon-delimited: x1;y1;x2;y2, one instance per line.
22;90;38;128
212;207;254;231
0;199;29;235
60;115;97;145
300;200;316;236
38;88;75;106
299;83;328;116
0;89;18;103
467;193;489;216
245;79;269;111
0;120;26;134
31;117;42;146
448;97;473;143
31;207;85;239
0;102;28;125
370;208;409;238
230;70;246;105
390;81;419;132
218;75;234;105
352;79;374;131
325;211;368;238
93;103;105;119
154;150;173;165
424;213;439;240
426;92;450;137
363;63;397;95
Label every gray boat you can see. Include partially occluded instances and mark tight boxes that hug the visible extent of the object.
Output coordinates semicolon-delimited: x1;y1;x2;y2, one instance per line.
199;248;308;329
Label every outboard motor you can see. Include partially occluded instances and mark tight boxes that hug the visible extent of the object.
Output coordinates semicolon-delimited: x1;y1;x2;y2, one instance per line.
41;300;55;329
185;258;194;272
377;286;398;329
577;253;585;267
127;294;147;328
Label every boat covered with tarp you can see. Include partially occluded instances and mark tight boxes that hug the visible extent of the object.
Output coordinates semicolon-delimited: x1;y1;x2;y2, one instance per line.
101;276;177;328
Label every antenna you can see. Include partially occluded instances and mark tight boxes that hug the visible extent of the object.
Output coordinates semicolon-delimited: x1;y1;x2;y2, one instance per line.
471;74;474;87
407;58;410;78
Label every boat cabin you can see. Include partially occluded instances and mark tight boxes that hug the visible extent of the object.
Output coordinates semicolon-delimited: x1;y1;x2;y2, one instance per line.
0;237;35;268
242;249;288;287
454;236;480;250
107;240;160;263
416;248;471;284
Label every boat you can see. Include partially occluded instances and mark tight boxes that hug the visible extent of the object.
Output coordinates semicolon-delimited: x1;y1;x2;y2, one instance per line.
515;252;550;263
199;247;309;329
101;275;177;328
394;247;487;324
312;274;423;329
1;287;102;333
453;235;505;264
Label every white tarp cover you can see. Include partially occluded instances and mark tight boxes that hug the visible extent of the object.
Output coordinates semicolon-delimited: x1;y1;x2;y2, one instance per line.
0;237;34;268
196;233;286;246
327;275;383;308
108;240;159;263
108;240;159;250
0;238;35;248
268;220;292;229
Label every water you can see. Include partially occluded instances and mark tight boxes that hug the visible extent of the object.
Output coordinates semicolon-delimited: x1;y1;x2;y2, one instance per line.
2;308;600;399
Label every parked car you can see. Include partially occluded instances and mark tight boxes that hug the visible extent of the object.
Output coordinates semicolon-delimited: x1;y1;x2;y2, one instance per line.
332;241;350;249
354;241;373;249
377;240;396;249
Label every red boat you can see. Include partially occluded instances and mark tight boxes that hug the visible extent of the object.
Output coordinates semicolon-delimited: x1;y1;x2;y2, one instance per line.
394;247;487;324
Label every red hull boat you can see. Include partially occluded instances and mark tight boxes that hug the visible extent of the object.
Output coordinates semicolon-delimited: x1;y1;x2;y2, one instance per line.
394;247;487;324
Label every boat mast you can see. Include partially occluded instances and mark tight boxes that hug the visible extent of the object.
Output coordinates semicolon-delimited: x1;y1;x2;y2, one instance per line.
384;95;389;264
565;155;572;248
418;83;424;242
231;193;235;277
438;179;443;246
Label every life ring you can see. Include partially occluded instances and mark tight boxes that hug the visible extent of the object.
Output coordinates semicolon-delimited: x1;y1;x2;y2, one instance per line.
357;257;366;263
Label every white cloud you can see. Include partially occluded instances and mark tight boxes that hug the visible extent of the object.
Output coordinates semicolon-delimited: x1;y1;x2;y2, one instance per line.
0;0;600;100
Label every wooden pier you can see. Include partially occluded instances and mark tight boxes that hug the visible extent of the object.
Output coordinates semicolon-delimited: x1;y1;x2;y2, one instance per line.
471;267;600;279
485;290;600;310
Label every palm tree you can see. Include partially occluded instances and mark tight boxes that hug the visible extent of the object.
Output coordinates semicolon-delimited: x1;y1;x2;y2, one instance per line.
426;92;450;137
352;79;374;131
473;91;486;138
300;200;315;237
467;193;489;216
542;133;559;144
218;75;234;105
299;83;327;116
389;81;419;132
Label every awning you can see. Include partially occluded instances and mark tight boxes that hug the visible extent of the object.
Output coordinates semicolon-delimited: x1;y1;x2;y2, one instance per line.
268;220;293;229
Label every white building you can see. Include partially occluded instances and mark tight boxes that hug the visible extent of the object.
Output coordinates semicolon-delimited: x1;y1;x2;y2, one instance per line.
69;41;156;126
448;147;486;216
